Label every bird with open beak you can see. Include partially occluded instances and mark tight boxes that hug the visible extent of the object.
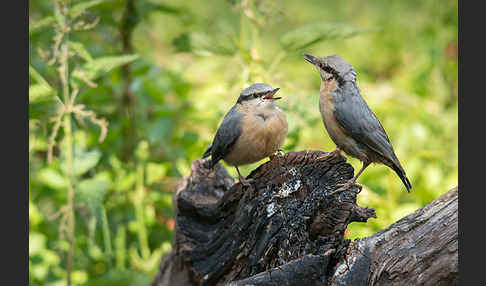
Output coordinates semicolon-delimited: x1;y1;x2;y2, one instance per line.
304;53;412;193
202;83;288;185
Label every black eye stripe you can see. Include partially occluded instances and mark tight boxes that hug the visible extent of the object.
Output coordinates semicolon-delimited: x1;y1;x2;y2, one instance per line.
240;90;272;101
251;91;267;98
318;64;341;80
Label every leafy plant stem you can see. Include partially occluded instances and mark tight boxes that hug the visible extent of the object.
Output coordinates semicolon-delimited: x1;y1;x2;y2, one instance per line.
62;112;76;286
101;206;113;266
57;2;76;284
135;163;150;260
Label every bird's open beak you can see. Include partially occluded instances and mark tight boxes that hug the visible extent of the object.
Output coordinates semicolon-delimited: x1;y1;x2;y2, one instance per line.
304;53;318;65
263;88;281;100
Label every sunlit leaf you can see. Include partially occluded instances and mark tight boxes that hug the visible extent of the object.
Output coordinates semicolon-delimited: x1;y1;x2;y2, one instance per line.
172;32;237;56
29;65;56;103
54;4;67;29
37;168;69;190
29;200;43;227
280;22;377;51
135;141;150;162
29;232;47;255
147;118;172;145
117;173;136;192
76;173;111;215
29;84;56;103
60;146;102;177
72;270;89;285
71;54;139;88
70;0;105;19
29;65;62;120
146;163;168;185
29;16;55;35
68;41;94;62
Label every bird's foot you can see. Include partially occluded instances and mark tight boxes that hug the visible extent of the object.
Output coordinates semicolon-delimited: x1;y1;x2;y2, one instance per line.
329;180;362;196
269;149;285;161
235;166;253;187
239;177;254;186
316;148;344;161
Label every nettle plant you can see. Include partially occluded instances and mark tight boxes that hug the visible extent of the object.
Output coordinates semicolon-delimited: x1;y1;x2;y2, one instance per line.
29;0;138;284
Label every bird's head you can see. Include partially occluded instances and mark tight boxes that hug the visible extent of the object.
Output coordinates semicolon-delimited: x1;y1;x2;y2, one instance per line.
303;54;356;85
236;83;281;106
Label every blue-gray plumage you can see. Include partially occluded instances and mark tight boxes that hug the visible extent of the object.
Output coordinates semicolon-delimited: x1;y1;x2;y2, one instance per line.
304;54;411;193
202;83;288;184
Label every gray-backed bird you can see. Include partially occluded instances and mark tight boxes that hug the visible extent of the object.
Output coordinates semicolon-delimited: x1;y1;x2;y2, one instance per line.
202;83;288;185
304;54;411;193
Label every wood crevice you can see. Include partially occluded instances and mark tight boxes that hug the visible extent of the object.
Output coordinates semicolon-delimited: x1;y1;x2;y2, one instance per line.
152;150;458;286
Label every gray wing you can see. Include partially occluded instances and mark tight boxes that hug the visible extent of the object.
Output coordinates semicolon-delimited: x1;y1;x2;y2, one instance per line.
207;106;243;168
333;84;397;163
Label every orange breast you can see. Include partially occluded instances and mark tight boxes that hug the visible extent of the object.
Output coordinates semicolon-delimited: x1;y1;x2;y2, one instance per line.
319;81;369;162
224;107;288;166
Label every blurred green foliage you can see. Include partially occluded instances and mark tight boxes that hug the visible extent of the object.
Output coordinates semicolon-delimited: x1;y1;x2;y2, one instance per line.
29;0;457;284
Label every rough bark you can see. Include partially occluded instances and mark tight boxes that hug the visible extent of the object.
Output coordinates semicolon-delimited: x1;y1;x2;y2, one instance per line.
328;187;458;286
151;150;458;286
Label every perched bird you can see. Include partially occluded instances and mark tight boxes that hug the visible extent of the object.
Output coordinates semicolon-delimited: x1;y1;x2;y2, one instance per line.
304;54;412;193
202;83;288;185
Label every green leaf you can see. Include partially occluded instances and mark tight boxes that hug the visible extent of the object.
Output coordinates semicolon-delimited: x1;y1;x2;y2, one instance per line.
29;65;56;103
70;0;105;19
135;141;149;162
29;84;56;103
172;34;191;53
37;168;69;190
29;65;62;120
147;118;172;145
29;16;55;35
142;2;182;15
172;32;237;56
29;98;63;121
68;41;94;62
71;54;139;88
76;173;111;215
54;4;67;29
146;163;168;185
61;146;102;177
73;148;102;177
29;232;47;255
280;22;377;51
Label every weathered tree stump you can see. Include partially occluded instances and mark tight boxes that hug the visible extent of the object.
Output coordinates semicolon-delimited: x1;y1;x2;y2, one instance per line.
151;150;458;286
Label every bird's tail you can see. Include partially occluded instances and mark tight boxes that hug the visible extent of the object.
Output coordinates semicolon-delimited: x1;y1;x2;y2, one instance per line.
202;144;214;169
391;162;412;193
202;144;212;159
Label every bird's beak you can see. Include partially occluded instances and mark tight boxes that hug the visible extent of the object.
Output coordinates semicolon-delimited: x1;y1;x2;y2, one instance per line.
263;88;281;100
304;53;318;65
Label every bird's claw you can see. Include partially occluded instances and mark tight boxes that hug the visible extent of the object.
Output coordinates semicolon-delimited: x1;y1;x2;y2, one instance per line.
316;149;344;161
239;178;254;186
329;181;362;196
270;149;285;160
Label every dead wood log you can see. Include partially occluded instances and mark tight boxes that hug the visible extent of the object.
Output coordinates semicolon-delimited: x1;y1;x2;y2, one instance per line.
151;150;458;286
328;186;458;286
